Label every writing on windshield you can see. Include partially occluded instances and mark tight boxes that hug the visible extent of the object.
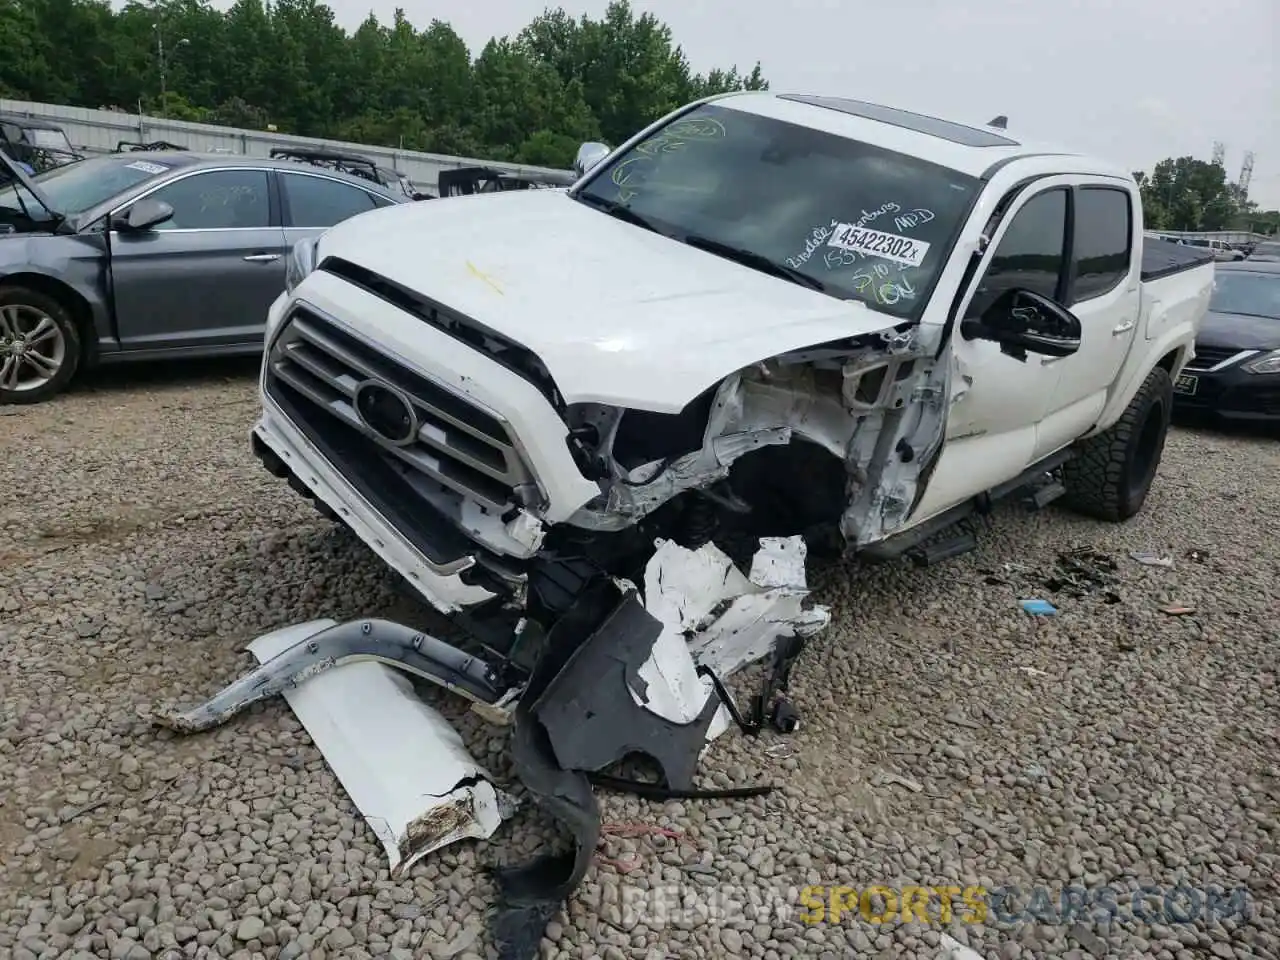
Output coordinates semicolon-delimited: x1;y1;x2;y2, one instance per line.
576;102;980;319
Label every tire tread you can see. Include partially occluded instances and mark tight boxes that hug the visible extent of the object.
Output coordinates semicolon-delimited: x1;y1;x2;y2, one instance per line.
1061;365;1172;522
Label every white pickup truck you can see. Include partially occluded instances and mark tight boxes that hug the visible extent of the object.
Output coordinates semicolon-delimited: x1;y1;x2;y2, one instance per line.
175;92;1216;957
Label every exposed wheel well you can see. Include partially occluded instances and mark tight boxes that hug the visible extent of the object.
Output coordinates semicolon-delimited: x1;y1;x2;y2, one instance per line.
728;438;848;538
1156;347;1184;376
0;273;98;366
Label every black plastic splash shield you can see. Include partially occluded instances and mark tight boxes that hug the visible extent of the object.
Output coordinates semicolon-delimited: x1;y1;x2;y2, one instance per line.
529;585;721;791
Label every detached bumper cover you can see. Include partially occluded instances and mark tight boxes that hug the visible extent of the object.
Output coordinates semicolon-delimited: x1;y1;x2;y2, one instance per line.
158;620;508;878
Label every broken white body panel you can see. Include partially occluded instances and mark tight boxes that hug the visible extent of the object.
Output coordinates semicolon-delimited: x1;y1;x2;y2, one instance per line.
631;536;830;741
249;621;504;876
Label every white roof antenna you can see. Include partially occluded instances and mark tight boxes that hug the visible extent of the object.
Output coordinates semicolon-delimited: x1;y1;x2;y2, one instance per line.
988;115;1009;130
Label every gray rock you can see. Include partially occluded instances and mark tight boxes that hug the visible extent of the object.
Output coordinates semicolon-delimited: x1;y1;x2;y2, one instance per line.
234;916;265;941
1;375;1276;960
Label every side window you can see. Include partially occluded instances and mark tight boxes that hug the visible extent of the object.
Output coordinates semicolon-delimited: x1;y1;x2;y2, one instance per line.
966;188;1068;318
282;173;378;228
147;170;271;230
1070;187;1132;303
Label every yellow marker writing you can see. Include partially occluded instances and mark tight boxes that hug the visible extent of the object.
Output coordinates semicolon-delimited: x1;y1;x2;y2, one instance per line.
466;260;503;296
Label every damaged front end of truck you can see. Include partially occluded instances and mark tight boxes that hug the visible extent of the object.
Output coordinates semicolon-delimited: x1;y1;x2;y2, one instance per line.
158;308;954;957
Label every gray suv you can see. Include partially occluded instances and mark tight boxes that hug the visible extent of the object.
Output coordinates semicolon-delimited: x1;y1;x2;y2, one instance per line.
0;150;406;404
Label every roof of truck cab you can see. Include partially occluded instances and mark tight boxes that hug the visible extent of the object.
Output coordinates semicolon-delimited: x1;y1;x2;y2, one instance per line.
712;92;1125;181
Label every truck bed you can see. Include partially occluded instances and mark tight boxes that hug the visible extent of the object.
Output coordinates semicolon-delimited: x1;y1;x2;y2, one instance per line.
1142;238;1215;283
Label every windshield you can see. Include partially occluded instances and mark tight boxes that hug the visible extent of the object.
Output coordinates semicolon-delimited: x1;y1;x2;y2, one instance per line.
576;104;982;318
0;154;188;219
1210;271;1280;319
28;127;73;151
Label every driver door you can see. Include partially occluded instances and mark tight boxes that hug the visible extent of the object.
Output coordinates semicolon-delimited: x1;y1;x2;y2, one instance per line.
109;167;288;352
908;178;1074;522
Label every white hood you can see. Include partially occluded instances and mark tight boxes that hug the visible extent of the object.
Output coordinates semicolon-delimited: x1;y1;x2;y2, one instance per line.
317;189;898;412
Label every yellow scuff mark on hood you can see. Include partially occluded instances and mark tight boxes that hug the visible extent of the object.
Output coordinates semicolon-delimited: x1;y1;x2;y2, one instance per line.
466;260;504;296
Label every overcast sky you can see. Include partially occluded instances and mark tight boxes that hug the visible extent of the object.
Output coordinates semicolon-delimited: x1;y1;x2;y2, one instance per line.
227;0;1279;208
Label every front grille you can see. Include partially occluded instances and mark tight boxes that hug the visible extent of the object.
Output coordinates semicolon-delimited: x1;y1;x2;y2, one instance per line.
1185;344;1245;371
318;256;563;410
266;304;536;515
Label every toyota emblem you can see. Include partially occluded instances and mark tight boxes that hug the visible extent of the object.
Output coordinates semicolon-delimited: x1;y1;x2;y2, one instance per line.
353;380;419;447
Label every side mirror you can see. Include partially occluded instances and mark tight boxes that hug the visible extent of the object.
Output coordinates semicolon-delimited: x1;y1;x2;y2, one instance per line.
960;288;1082;361
573;142;611;178
118;198;174;232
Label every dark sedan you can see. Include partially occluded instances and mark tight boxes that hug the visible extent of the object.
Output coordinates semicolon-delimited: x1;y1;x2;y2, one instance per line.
1173;260;1280;422
0;149;406;404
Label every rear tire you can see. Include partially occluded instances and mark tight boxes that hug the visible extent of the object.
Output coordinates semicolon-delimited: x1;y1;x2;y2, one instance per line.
1061;365;1173;522
0;285;81;405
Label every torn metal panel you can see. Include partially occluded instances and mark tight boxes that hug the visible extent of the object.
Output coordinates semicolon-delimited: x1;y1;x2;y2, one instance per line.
628;536;831;742
566;326;951;549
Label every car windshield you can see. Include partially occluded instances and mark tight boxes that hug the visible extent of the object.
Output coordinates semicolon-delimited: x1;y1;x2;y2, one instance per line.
27;127;73;151
1247;242;1280;261
1210;271;1280;319
0;154;189;218
573;102;981;319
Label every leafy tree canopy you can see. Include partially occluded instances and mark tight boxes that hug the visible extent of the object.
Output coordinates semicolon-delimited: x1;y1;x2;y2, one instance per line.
0;0;768;168
1133;156;1276;235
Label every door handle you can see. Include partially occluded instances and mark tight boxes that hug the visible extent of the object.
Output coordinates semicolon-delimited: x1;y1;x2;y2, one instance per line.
243;253;281;263
1112;318;1136;335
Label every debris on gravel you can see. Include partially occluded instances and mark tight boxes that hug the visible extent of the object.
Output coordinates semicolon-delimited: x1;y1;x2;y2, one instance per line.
1;365;1277;960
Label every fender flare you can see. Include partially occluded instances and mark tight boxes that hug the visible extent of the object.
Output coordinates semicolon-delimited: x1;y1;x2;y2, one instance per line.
1085;328;1192;439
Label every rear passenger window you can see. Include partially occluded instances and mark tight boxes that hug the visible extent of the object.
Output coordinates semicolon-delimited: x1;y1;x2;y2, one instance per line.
282;173;379;228
966;188;1067;318
1071;188;1132;303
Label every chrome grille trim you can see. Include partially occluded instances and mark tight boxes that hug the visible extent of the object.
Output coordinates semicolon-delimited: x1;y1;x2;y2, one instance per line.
1184;347;1259;373
268;303;534;514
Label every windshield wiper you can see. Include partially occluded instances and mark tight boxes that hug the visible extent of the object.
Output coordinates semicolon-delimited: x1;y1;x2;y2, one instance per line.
681;234;826;292
574;193;664;236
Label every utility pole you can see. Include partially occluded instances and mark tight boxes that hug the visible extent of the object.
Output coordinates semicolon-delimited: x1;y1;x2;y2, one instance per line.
152;11;188;117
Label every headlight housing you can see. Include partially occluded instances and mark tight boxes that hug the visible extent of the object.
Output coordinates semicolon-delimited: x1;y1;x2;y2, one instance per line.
1244;350;1280;375
285;236;318;294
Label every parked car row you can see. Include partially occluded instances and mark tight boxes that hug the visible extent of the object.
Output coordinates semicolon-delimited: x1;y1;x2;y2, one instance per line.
0;142;585;404
1173;257;1280;423
0;149;408;403
1145;232;1247;262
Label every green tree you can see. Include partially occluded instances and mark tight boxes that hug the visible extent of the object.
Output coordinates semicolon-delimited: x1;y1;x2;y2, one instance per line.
0;0;770;170
1137;156;1241;231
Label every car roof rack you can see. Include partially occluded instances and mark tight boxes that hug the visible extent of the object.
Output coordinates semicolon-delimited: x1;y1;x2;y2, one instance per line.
437;165;574;197
115;139;186;153
269;147;381;183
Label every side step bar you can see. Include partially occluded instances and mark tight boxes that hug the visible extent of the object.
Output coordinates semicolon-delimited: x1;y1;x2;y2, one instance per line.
862;448;1074;564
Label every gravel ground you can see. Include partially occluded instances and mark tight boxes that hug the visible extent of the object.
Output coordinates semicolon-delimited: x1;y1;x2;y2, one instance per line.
1;362;1277;960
